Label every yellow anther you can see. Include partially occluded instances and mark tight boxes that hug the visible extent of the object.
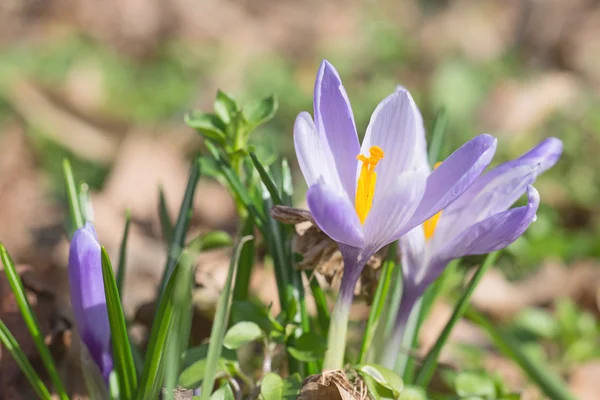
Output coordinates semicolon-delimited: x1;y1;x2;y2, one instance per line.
355;146;384;224
423;162;443;240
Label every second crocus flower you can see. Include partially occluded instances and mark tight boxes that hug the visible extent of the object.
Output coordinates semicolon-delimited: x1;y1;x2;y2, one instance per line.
295;60;497;369
382;137;563;368
68;222;113;384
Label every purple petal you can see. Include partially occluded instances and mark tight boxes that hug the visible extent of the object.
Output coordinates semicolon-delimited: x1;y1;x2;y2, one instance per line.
434;137;562;244
398;225;426;287
407;134;497;228
68;223;113;383
294;111;345;196
446;137;562;212
363;169;427;251
424;186;540;288
360;89;425;200
314;60;360;201
307;183;365;248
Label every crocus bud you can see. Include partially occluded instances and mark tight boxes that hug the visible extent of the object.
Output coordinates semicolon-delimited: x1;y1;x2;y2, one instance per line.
68;223;113;384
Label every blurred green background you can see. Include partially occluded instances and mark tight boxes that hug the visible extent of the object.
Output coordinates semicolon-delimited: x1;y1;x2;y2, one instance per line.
1;0;598;271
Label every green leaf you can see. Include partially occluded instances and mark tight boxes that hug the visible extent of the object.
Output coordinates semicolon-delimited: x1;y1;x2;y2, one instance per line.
357;364;404;395
116;210;132;297
101;247;138;399
0;320;52;400
214;90;239;125
210;384;235;400
62;158;84;234
282;373;302;400
182;344;237;368
243;95;278;129
158;158;201;298
0;244;68;400
455;372;497;398
398;386;427;400
223;321;263;350
135;256;191;400
512;308;559;339
187;230;233;252
230;301;283;334
185;111;227;144
179;358;228;388
200;237;253;400
360;373;395;400
286;332;327;362
261;373;283;400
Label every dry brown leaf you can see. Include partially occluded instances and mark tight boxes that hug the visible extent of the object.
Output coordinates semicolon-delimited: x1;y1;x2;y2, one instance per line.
481;73;580;134
299;371;367;400
472;260;600;320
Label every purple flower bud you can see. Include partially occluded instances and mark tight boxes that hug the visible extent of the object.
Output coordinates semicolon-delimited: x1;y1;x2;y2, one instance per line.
68;223;113;384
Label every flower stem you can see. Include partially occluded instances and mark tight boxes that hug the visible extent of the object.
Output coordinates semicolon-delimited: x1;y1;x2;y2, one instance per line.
323;246;363;370
380;288;420;370
323;296;352;370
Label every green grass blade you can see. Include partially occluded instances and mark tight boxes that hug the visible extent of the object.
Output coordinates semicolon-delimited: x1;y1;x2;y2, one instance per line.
116;210;132;297
403;259;460;383
100;247;138;399
158;158;201;298
62;158;84;234
78;182;92;223
466;308;577;400
0;320;52;400
0;244;69;400
135;255;188;400
427;108;447;166
358;244;397;364
164;253;195;400
159;186;175;244
232;217;255;301
201;236;253;400
414;252;498;387
205;142;266;230
373;263;403;363
306;270;330;335
249;153;283;205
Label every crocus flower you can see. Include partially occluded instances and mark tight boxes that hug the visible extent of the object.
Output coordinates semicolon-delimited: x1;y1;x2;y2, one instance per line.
68;223;113;384
382;138;563;367
294;60;497;369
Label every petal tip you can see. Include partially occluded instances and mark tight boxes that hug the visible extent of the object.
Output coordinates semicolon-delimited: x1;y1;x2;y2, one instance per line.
526;185;540;208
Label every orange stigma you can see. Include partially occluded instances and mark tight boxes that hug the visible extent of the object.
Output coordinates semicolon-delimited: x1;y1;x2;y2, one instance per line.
355;146;384;224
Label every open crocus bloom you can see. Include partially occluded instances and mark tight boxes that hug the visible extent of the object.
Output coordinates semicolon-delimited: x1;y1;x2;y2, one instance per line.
294;60;497;369
382;137;563;367
68;223;113;384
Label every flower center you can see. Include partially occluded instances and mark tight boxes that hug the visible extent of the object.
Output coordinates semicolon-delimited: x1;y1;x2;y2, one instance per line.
423;162;443;240
355;146;384;224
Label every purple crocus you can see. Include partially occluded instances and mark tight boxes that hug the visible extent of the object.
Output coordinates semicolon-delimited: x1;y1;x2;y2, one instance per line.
68;223;113;384
382;138;563;367
294;60;497;369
